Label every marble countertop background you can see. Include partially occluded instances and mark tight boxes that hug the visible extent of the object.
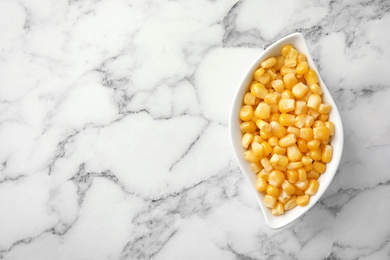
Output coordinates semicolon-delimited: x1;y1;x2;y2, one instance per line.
1;0;390;259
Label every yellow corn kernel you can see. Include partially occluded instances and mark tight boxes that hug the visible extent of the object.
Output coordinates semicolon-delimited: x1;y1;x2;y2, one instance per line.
307;139;321;150
243;92;258;105
261;57;277;69
281;90;294;99
240;121;256;133
267;69;277;80
251;142;264;157
304;115;314;127
283;73;298;90
297;168;307;182
250;162;263;173
256;177;267;192
294;115;306;128
240;105;254;121
251;82;268;99
287;144;302;162
325;121;335;136
307;170;320;180
264;194;277;208
269;170;285;187
287;48;298;59
300;127;314;141
318;114;329;122
295;179;309;190
295;101;308;115
296;61;309;75
313;120;324;128
242;133;254;148
272;202;285;216
281;45;294;57
307;94;322;111
296;194;310;206
270;121;287;138
298;89;313;103
304;163;313;172
287;126;300;137
269;154;280;166
256;120;271;133
309;108;320;120
313;161;326;174
280;66;296;76
261;157;273;173
282;180;296;195
297;139;308;153
264;92;281;104
261;141;272;156
322;145;333;163
269;104;279;113
292;82;308;99
284;196;297;210
293;188;304;196
274;56;285;71
273;165;287;172
273;145;286;156
297;53;307;62
305;179;319;195
268;136;279;147
258;169;270;181
277;155;289;167
313;126;330;141
279;133;297;147
304;69;319;86
277;190;291;204
271;79;285;92
266;184;280;197
278;98;295;113
309;83;322;95
301;156;313;165
244;150;260;163
284;58;296;68
310;148;322;161
286;170;298;183
253;68;265;81
254;102;271;120
318;103;332;114
287;161;303;170
258;72;271;85
279;113;295;126
253;135;264;144
269;113;280;122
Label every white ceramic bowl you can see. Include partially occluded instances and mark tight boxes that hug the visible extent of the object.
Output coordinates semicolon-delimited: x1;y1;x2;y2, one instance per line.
229;33;344;229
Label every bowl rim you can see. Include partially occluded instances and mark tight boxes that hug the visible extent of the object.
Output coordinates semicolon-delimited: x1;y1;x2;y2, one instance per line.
229;32;344;229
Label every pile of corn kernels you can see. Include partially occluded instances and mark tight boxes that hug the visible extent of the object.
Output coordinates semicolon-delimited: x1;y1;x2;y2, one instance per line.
240;45;334;216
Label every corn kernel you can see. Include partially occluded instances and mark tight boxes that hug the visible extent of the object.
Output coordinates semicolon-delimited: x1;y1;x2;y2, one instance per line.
273;165;287;172
287;144;302;162
270;121;287;138
309;108;320;119
287;161;303;170
318;103;332;114
325;121;335;136
251;142;263;157
258;169;270;181
293;188;304;196
261;157;273;172
301;156;313;165
319;114;329;122
310;148;322;161
269;170;285;187
322;145;333;163
297;168;307;181
281;45;294;57
244;150;260;163
313;126;330;141
271;79;285;92
256;120;271;133
313;161;326;173
240;105;254;121
268;136;279;147
251;83;268;99
261;57;277;69
294;115;306;128
255;102;271;120
277;190;291;204
309;83;322;95
300;127;314;141
313;120;324;128
297;139;308;153
283;73;298;90
256;177;267;192
269;113;280;122
296;194;310;206
264;92;281;104
295;101;308;115
284;58;296;68
307;94;322;111
282;180;296;195
292;82;308;98
297;53;307;62
253;135;264;144
281;89;294;99
244;92;258;105
273;56;285;71
264;194;277;208
304;163;313;172
307;139;321;150
287;170;298;183
254;68;265;81
240;121;256;133
272;202;285;216
277;155;289;167
278;99;295;113
273;145;287;156
304;69;319;86
304;115;314;127
250;162;263;173
279;113;295;126
295;179;309;190
284;196;297;210
287;126;300;137
242;133;253;148
279;134;297;147
296;61;309;75
261;141;272;156
306;170;320;180
305;179;319;195
280;66;296;76
258;72;271;84
269;154;280;166
269;104;279;113
266;184;280;197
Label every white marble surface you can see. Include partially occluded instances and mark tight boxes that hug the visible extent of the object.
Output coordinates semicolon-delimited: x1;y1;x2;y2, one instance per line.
0;0;390;259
